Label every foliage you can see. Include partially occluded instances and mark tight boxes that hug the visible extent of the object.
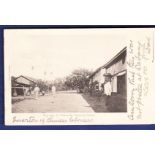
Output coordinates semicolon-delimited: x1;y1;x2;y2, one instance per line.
53;78;66;91
36;79;49;92
64;68;93;91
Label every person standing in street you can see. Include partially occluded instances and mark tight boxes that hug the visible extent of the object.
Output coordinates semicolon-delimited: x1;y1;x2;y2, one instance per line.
52;85;56;95
104;81;112;96
103;73;112;106
34;84;40;100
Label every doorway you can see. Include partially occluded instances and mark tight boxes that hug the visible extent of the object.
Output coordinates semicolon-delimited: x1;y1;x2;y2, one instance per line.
117;73;126;96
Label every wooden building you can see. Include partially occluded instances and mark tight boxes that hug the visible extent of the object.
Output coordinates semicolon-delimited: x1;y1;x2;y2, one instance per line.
103;47;127;95
12;75;36;96
89;68;106;91
89;47;127;96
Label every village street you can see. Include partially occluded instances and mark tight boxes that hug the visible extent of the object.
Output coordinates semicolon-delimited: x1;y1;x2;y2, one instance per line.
12;91;108;113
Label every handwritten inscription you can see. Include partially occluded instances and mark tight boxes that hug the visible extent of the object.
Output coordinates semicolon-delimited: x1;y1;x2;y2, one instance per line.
128;37;152;120
12;115;94;124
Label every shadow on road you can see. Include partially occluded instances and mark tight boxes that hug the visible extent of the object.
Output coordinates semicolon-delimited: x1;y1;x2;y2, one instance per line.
81;94;108;112
82;93;127;113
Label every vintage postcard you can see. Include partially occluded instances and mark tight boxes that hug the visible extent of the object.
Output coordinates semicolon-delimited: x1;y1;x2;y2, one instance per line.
4;28;155;125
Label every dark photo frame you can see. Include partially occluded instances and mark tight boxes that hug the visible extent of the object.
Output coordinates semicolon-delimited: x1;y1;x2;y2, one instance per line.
1;25;155;130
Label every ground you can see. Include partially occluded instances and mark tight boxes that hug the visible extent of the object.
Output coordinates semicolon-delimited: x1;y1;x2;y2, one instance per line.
12;91;105;113
12;91;126;113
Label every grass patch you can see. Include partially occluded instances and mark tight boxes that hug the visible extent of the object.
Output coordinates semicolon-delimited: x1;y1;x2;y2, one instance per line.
82;93;127;112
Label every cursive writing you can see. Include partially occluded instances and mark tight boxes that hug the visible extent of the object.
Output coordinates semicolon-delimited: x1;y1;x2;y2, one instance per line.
127;36;152;120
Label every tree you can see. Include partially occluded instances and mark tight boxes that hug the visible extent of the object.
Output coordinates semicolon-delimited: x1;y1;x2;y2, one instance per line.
36;79;49;92
53;78;66;91
64;68;93;91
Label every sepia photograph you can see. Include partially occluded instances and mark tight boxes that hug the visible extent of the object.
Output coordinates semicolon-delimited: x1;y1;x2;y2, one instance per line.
4;28;155;125
6;29;127;113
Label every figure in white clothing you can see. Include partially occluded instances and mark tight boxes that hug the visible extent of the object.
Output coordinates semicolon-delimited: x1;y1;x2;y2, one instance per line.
103;73;112;96
104;81;112;96
34;84;40;99
52;85;56;95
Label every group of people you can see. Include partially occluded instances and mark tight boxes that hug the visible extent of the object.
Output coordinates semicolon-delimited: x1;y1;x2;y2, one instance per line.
33;84;56;100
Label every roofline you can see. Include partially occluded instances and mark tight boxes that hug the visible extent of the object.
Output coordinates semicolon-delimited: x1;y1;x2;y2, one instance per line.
102;47;127;68
89;66;102;79
14;75;36;84
89;46;127;79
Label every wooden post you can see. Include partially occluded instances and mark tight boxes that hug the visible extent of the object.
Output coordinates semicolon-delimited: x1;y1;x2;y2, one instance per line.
23;86;25;99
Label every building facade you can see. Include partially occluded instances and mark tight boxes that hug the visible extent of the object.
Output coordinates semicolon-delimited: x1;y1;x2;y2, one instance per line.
104;47;127;95
12;75;36;96
89;47;127;96
89;68;106;90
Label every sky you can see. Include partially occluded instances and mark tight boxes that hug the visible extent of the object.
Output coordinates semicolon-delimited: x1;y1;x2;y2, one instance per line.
5;29;126;81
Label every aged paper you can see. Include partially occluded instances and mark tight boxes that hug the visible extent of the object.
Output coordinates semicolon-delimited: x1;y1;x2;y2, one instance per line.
4;28;155;125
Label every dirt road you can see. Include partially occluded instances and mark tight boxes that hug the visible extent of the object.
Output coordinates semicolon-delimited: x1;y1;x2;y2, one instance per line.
12;91;95;113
